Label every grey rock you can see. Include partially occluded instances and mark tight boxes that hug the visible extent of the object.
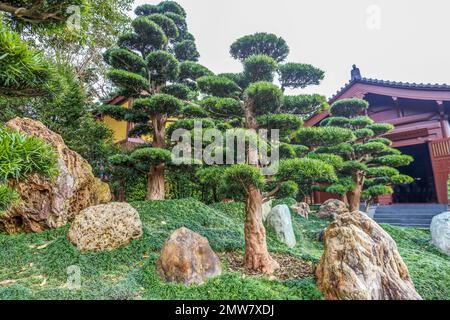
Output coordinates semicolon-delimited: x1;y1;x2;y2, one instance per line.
267;205;296;248
431;212;450;255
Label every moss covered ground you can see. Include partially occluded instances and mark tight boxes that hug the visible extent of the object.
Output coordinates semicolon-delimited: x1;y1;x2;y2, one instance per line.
0;198;449;300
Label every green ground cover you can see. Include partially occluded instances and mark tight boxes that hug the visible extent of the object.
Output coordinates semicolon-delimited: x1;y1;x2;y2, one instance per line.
0;198;449;300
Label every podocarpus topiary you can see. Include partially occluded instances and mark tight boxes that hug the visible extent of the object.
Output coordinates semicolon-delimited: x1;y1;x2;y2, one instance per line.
0;127;58;213
101;1;210;200
295;98;413;212
193;32;335;275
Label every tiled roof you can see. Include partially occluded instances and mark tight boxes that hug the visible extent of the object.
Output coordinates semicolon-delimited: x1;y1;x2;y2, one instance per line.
330;77;450;102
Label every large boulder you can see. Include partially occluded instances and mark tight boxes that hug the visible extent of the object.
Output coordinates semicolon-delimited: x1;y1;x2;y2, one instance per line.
157;227;221;285
431;212;450;255
316;211;421;300
317;199;348;219
1;118;111;233
67;202;142;252
266;205;296;248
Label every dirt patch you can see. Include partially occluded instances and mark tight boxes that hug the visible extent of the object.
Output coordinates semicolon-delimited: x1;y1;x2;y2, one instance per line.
219;252;315;280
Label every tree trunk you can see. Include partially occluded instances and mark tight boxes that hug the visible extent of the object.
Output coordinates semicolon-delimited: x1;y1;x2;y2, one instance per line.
147;163;165;200
347;171;365;212
145;114;167;200
244;185;279;274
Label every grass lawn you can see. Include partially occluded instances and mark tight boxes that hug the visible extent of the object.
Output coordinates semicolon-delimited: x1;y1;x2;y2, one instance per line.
0;198;449;300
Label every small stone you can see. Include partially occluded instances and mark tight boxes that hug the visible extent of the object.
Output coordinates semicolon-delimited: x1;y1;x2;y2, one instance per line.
291;202;310;219
157;227;221;285
317;199;349;219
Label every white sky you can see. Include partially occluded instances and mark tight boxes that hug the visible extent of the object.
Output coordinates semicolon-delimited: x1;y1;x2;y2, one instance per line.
133;0;450;98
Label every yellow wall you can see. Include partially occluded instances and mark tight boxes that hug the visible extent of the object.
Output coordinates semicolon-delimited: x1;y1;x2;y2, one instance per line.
103;101;129;142
102;99;179;143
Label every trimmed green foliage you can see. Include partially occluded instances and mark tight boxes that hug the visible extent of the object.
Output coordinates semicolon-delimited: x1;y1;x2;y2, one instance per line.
230;32;289;62
132;17;167;51
257;113;303;137
178;61;213;81
278;63;324;89
161;83;191;100
243;55;278;82
104;48;146;75
134;94;182;116
148;14;179;39
146;51;179;84
224;164;265;192
181;103;208;118
330;98;369;117
277;180;299;198
174;40;200;62
130;148;172;166
282;94;328;117
244;81;283;115
107;69;148;95
197;76;241;98
295;127;355;149
277;158;337;188
199;96;243;118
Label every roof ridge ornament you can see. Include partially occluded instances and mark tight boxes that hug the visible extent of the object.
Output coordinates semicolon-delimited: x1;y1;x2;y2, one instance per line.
351;64;362;81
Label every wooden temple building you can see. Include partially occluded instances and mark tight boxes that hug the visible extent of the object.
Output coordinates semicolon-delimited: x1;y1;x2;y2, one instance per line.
306;65;450;206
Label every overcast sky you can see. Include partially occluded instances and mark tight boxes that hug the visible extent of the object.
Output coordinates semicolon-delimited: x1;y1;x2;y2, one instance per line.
133;0;450;98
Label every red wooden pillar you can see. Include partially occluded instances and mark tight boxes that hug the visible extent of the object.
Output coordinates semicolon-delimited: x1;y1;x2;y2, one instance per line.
429;140;450;204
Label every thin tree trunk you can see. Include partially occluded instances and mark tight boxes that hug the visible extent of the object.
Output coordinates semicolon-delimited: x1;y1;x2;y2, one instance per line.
146;114;166;200
347;171;364;212
147;163;165;200
244;185;279;274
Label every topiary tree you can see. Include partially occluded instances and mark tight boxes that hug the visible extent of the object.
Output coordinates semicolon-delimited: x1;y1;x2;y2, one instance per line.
296;98;414;212
0;127;58;213
193;32;332;274
100;1;208;200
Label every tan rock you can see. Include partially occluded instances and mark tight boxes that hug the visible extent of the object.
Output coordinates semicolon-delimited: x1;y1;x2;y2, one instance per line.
316;211;422;300
1;118;111;233
317;199;348;219
67;202;142;252
157;227;221;285
291;202;310;219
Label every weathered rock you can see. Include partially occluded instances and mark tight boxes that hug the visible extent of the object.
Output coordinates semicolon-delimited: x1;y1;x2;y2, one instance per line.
67;202;142;252
431;212;450;255
157;227;221;285
267;205;296;248
316;211;422;300
291;202;310;219
1;118;111;233
315;229;325;243
317;199;348;219
262;199;272;222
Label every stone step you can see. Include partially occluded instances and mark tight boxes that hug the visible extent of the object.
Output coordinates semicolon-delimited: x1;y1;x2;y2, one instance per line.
378;222;430;228
374;213;440;217
375;217;431;224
